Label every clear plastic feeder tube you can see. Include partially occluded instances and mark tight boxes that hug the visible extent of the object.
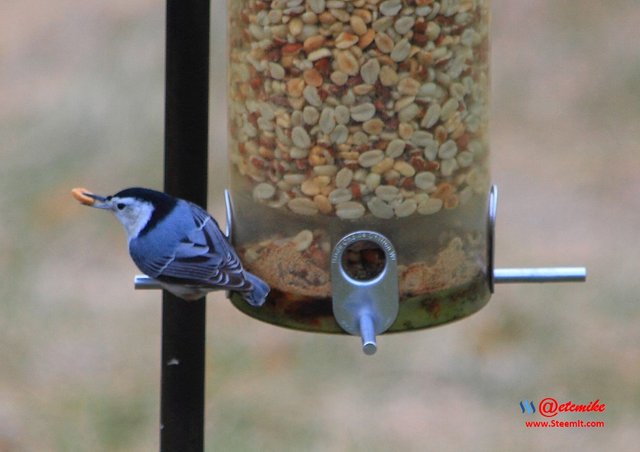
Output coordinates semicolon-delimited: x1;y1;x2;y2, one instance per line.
227;0;491;332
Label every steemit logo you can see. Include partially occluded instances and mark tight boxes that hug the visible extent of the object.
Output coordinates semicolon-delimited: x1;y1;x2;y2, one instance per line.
520;400;536;414
518;398;606;429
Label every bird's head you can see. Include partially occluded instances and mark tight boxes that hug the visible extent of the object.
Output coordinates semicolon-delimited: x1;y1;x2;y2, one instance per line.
72;187;175;240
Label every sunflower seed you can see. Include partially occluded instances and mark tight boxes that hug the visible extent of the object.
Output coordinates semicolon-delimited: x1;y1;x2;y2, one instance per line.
330;124;349;143
283;174;307;185
303;85;322;106
394;96;415;112
269;62;286;80
440;98;459;121
358;29;376;48
394;199;417;217
334;105;350;124
371;157;394;174
336;201;365;219
288;197;319;215
350;15;367;35
293;229;314;251
307;0;326;15
397;77;421;96
307;47;332;61
394;16;415;35
319;107;336;133
394;160;415;177
290;147;309;159
330;7;350;22
440;158;459;176
375;32;395;53
253;182;276;200
330;70;348;86
336;50;360;75
301;179;321;196
423;138;439;160
438;139;458;159
360;58;380;84
419;82;438;98
375;185;400;202
335;167;353;188
303;68;323;87
390;38;411;62
414;171;436;190
372;16;394;32
398;103;420;123
365;172;381;190
304;35;326;53
385;139;406;158
336;32;359;49
287;78;304;97
367;197;395;219
303;106;320;125
350;103;376;122
292;126;312;149
379;65;399;86
417;197;443;215
362;118;384;135
421;103;441;128
313;164;338;176
329;188;353;204
411;130;433;147
380;0;402;17
314;194;333;214
426;21;441;40
358;149;385;167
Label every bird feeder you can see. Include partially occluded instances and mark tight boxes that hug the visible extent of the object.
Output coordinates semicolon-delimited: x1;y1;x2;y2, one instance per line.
138;0;586;355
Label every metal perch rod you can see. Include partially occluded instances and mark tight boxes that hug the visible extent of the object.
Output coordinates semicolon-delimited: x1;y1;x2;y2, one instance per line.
135;267;586;290
493;267;586;283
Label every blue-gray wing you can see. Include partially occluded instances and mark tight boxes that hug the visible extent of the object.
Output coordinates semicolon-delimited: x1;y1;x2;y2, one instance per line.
132;202;249;290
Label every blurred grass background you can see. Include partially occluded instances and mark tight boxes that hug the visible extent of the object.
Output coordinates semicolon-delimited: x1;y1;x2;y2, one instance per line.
1;0;639;450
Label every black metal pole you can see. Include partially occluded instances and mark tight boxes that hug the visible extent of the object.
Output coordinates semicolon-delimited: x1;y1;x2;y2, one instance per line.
162;0;209;451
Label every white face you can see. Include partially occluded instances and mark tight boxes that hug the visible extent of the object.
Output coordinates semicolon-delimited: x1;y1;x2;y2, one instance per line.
108;196;155;240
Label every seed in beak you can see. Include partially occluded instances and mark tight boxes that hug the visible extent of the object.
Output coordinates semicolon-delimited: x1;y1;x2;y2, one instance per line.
71;187;96;205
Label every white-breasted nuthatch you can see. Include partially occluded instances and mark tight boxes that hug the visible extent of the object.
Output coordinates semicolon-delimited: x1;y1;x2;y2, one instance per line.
72;187;269;306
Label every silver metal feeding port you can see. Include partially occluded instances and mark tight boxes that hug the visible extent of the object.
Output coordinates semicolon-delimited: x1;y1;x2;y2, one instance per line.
134;186;587;355
330;231;399;355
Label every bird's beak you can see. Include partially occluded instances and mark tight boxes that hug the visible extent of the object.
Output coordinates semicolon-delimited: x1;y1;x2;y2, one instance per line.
85;193;113;210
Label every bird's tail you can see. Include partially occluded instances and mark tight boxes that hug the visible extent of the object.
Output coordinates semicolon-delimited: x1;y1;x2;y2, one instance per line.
241;271;270;307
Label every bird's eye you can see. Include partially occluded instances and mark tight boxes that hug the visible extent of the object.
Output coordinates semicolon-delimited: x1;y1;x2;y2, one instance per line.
116;203;126;210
